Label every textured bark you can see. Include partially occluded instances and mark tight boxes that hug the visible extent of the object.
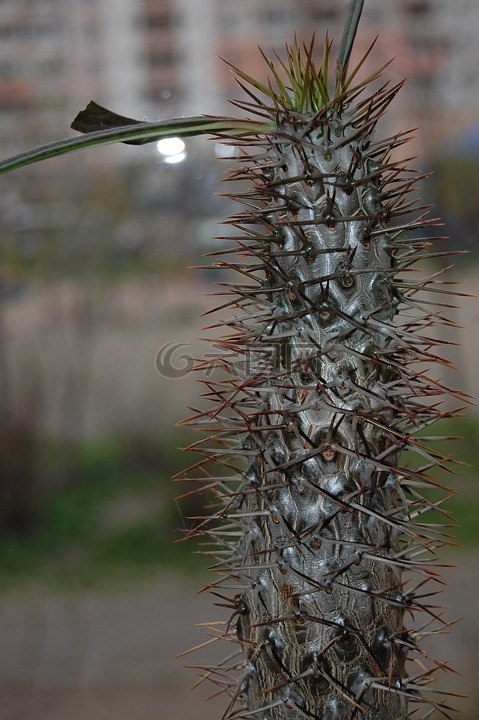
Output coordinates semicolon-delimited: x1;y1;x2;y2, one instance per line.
233;126;407;720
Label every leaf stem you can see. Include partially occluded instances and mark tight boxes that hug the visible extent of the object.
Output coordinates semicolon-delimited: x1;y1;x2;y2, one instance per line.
337;0;365;82
0;115;270;176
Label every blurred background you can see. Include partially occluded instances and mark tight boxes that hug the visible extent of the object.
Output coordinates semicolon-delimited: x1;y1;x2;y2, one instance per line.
0;0;478;718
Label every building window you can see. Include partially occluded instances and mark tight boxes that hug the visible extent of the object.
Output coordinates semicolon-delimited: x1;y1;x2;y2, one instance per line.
403;1;431;16
312;8;339;23
149;49;177;67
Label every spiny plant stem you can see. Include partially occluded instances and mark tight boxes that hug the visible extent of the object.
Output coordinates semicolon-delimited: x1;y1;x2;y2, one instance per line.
178;32;463;720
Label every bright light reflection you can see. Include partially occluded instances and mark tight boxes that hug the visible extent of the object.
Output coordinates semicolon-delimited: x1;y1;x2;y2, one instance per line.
214;142;238;159
157;137;186;156
163;152;187;164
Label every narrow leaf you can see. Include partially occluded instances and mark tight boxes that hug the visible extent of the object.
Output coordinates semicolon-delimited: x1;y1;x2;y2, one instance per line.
71;100;144;136
0;107;271;175
337;0;365;86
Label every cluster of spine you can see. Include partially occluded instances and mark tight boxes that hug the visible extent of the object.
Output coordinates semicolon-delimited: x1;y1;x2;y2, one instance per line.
179;39;464;720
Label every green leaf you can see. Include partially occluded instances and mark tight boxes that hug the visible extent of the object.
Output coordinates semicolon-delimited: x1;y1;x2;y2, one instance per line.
71;101;147;138
0;103;271;176
221;61;273;100
337;0;365;86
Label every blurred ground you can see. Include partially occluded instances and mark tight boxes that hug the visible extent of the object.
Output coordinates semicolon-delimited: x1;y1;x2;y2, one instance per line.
0;557;477;720
0;573;227;720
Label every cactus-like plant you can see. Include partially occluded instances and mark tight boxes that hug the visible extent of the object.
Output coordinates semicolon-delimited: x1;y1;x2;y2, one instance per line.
177;39;463;720
0;2;466;718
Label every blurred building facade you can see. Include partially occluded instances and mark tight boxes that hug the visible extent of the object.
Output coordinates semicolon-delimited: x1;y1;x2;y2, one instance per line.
0;0;478;162
0;0;477;445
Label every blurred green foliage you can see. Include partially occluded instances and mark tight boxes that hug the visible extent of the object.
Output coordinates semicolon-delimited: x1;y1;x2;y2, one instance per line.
0;433;207;590
431;415;479;548
0;416;475;592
